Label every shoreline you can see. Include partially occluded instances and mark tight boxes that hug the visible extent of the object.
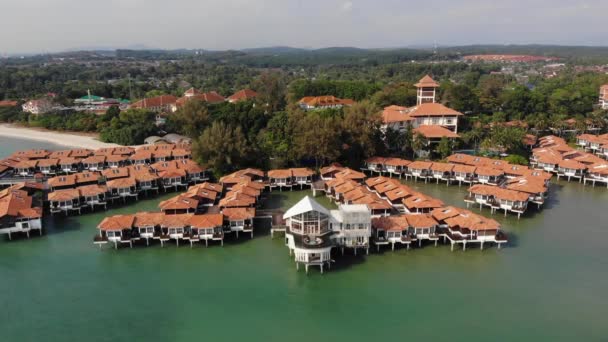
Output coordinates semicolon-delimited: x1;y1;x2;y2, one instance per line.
0;124;120;149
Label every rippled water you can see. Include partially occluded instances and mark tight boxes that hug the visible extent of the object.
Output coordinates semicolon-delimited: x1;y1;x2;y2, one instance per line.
1;137;607;341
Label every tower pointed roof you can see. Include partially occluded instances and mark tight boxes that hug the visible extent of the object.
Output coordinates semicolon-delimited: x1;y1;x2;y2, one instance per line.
415;75;439;88
283;196;330;219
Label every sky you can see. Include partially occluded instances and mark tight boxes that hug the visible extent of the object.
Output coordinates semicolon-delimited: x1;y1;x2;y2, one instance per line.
1;0;607;54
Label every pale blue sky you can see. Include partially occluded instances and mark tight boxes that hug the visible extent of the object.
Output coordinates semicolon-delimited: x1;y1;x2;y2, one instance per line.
1;0;606;54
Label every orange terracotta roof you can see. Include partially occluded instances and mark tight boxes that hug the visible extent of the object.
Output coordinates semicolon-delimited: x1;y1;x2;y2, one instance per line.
430;162;454;172
468;184;530;202
159;195;199;211
475;167;504;177
372;216;409;232
414;125;460;139
107;177;136;189
48;188;81;201
78;184;108;197
222;207;255;221
131;95;178;109
384;158;411;167
404;214;438;228
133;212;164;227
408;161;433;170
365;176;390;188
408;103;462;117
431;206;465;221
160;214;194;228
228;89;257;102
414;75;440;88
98;215;135;231
268;169;292;178
334;168;366;180
189;213;224;228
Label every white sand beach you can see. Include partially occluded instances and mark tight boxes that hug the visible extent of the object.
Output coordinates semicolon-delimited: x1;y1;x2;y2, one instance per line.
0;124;120;149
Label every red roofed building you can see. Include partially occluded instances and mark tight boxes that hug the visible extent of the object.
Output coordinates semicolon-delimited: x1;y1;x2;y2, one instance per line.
130;95;178;113
171;91;225;112
298;96;355;111
381;76;462;141
227;89;257;103
0;100;18;107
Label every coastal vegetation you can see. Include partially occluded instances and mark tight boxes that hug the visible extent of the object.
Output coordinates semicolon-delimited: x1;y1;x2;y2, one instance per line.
0;47;607;172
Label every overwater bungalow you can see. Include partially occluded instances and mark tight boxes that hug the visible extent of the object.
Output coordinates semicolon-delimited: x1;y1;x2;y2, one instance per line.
291;168;315;189
106;155;128;169
172;148;191;160
504;177;548;208
177;159;207;183
152;149;173;162
58;157;81;174
219;192;256;208
475;167;504;185
364;176;390;191
160;214;193;246
48;189;83;215
11;149;50;160
129;151;153;165
453;164;477;185
465;184;529;218
432;207;507;250
0;189;43;239
48;150;72;160
159;168;188;191
184;184;219;207
385;185;414;212
79;184;109;210
407;161;433;182
352;195;392;217
334;168;366;183
159;195;199;214
95;215;137;249
133;212;163;246
107;178;138;202
14;160;38;177
75;171;100;187
101;167;130;181
384;158;411;178
82;156;106;172
37;158;60;176
584;163;608;187
402;193;444;214
320;164;344;180
70;149;94;159
371;216;412;251
112;147;135;157
332;180;360;203
430;162;454;184
188;214;224;247
557;160;586;182
364;157;387;175
268;169;294;190
405;214;440;247
341;186;372;204
222;207;255;238
372;179;402;199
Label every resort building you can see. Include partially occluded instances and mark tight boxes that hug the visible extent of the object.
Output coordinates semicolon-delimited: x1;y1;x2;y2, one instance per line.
130;95;178;113
22;98;54;115
171;91;225;112
227;89;258;103
381;76;463;141
601;84;608;109
298;96;355;111
283;196;372;274
0;188;43;239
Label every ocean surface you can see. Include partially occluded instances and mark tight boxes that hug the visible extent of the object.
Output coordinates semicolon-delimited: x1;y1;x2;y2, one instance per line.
1;136;608;341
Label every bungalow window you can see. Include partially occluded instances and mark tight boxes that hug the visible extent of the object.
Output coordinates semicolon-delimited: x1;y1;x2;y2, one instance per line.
230;220;244;227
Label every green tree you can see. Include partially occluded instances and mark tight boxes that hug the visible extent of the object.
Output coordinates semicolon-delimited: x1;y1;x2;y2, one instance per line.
166;99;210;138
437;137;453;160
193;121;251;176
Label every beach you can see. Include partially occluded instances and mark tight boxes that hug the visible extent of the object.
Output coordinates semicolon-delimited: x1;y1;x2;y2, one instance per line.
0;124;119;149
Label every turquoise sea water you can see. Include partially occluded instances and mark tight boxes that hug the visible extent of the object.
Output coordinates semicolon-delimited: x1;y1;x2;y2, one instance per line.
1;137;607;341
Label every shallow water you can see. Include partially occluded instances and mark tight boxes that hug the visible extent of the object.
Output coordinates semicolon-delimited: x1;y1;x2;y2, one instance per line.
1;138;607;341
